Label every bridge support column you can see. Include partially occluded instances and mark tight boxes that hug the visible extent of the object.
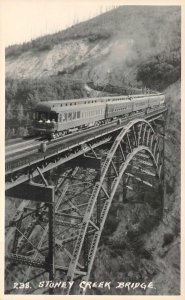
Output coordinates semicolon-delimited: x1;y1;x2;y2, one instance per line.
151;117;166;217
47;195;55;295
6;181;55;295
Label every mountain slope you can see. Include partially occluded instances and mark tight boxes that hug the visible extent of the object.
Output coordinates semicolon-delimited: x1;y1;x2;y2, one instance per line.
6;6;180;89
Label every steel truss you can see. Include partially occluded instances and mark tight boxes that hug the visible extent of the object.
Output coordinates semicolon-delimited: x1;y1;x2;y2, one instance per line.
5;117;166;295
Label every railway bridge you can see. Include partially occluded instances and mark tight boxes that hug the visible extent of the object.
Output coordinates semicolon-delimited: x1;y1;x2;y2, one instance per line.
5;106;167;295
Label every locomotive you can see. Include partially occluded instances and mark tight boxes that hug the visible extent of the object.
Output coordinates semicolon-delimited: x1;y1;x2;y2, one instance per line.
32;93;165;139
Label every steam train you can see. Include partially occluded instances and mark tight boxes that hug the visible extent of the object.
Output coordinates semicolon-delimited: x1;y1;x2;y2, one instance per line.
32;93;165;139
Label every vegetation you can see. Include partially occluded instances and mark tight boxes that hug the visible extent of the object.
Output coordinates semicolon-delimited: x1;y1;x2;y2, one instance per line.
137;49;181;91
5;76;86;138
6;6;180;58
5;28;111;58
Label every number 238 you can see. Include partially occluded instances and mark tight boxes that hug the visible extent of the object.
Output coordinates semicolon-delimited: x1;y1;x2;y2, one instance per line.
13;282;30;289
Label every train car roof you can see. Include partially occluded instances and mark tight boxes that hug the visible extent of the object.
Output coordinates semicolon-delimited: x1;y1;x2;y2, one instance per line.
35;101;106;113
34;93;163;111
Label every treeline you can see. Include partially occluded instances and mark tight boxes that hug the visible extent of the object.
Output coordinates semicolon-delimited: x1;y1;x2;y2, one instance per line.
6;6;180;61
5;77;87;138
6;30;111;58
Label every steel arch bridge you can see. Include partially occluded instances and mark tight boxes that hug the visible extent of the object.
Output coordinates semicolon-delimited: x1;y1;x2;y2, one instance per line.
5;117;165;295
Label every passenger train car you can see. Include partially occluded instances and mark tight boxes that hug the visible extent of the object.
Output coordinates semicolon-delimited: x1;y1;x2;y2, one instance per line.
33;93;165;139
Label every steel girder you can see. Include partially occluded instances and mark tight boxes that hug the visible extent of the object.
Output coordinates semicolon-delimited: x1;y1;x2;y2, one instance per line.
5;117;165;295
65;118;164;294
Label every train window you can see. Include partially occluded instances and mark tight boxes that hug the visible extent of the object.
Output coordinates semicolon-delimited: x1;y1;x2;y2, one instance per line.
77;111;80;119
66;103;68;106
61;104;62;107
73;112;76;119
70;103;72;106
40;112;47;121
68;112;72;120
63;113;67;122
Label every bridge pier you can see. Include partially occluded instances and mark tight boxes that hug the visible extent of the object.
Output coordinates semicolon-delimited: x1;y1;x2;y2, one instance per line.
6;181;55;295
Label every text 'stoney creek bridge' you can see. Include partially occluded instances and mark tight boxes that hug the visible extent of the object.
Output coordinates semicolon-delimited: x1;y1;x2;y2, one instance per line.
5;105;167;295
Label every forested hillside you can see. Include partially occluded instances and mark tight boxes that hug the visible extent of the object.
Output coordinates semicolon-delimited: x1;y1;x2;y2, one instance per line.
5;6;180;138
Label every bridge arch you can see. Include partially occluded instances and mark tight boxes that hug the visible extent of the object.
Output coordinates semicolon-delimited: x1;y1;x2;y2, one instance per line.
66;118;164;292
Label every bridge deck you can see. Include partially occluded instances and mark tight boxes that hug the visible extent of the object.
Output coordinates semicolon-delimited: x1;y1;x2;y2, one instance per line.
5;107;167;190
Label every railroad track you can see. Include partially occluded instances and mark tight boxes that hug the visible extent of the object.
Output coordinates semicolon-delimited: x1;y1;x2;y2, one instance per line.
5;107;166;162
